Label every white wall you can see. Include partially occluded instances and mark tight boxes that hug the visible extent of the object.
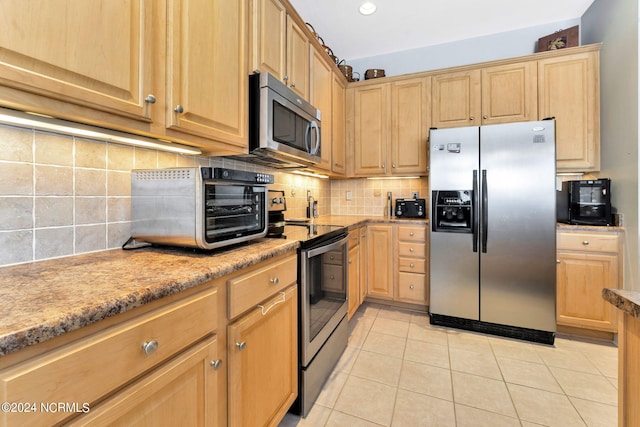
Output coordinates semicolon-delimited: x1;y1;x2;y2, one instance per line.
582;0;639;290
347;19;580;77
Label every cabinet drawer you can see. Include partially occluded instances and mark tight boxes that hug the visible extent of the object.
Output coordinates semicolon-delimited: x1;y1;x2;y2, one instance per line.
557;232;619;253
228;254;297;319
398;242;426;258
398;258;426;274
398;225;426;242
397;272;426;304
0;287;217;427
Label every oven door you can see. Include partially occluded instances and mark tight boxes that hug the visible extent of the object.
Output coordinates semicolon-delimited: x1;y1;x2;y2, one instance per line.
200;182;267;246
299;233;349;367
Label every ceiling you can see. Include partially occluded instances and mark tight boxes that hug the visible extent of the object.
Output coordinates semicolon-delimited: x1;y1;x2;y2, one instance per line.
288;0;596;61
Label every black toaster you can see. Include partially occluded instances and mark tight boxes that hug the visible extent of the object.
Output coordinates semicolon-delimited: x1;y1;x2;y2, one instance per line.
395;198;426;218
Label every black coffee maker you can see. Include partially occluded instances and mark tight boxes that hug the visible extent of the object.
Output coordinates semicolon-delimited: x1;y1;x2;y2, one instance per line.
557;179;613;226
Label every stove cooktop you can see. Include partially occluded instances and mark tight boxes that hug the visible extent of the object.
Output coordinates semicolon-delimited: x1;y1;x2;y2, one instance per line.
275;223;348;248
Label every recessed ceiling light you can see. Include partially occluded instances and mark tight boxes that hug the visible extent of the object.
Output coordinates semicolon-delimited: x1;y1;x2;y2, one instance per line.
359;1;376;15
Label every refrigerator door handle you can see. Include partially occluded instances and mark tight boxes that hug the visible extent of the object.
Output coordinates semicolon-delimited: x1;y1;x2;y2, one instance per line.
481;169;488;253
472;170;479;253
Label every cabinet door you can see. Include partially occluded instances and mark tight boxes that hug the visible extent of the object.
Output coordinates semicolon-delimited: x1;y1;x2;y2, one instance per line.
0;0;154;121
166;0;248;148
250;0;286;80
359;227;368;302
481;61;538;125
390;77;430;175
66;336;220;426
331;73;347;175
557;252;618;332
228;286;297;427
366;225;394;299
431;70;481;128
285;16;309;99
538;51;600;172
310;49;333;172
354;84;389;176
348;244;360;319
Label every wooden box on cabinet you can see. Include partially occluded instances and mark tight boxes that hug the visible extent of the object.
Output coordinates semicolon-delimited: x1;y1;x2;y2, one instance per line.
556;229;622;333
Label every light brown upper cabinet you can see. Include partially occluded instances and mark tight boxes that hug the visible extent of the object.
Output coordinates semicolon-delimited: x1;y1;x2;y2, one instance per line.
250;0;287;79
351;77;430;177
538;50;600;172
310;48;333;172
0;0;154;122
331;73;347;176
285;16;310;99
166;0;249;149
0;0;250;155
431;61;537;128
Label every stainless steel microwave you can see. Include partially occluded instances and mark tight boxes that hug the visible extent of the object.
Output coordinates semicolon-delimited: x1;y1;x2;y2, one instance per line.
129;167;273;250
231;72;322;168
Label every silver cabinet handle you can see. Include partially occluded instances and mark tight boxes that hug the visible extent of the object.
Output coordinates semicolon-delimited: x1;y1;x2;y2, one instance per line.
258;291;286;316
330;275;335;280
410;263;415;268
409;232;414;236
235;341;246;351
330;255;335;260
582;240;590;245
470;116;475;121
409;247;414;252
283;75;289;82
409;284;415;289
269;277;279;285
381;163;385;169
556;259;561;264
349;260;353;264
290;82;296;88
483;115;488;119
210;359;223;370
142;340;159;355
174;105;184;113
392;163;396;168
144;94;156;104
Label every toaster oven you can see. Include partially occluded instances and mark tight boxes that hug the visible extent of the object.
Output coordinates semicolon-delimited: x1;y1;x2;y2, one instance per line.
130;167;273;249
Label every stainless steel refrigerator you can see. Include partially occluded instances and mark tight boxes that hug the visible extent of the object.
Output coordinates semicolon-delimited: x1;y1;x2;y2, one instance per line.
429;120;556;344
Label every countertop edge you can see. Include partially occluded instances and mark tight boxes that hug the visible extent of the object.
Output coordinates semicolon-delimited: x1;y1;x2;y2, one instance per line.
602;288;640;320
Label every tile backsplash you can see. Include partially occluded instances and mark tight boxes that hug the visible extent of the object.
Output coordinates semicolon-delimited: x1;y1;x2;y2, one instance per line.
0;123;427;267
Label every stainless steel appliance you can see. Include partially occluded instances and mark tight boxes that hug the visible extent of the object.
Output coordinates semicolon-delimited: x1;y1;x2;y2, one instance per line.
285;224;349;417
557;179;613;226
228;72;322;168
429;120;557;344
129;167;273;250
395;198;426;218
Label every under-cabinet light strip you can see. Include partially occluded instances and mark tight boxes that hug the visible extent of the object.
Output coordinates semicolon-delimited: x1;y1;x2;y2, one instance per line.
0;107;202;155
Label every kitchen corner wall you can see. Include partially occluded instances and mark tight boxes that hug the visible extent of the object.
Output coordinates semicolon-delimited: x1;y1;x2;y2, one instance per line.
0;122;427;267
0;123;332;267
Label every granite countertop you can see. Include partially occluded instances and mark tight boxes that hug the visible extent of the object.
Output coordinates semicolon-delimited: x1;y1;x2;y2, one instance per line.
556;222;625;233
603;288;640;320
0;238;299;357
0;215;416;357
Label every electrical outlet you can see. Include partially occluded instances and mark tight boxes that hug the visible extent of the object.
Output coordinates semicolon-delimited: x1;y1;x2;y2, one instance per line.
411;192;419;199
346;191;352;201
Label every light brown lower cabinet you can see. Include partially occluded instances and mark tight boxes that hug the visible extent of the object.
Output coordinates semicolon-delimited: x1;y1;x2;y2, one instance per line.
365;223;429;308
556;230;622;333
227;285;298;427
348;229;362;319
0;285;223;427
66;336;220;426
618;311;640;427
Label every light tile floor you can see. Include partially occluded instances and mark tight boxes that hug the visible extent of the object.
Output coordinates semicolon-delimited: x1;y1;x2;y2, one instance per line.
280;303;618;427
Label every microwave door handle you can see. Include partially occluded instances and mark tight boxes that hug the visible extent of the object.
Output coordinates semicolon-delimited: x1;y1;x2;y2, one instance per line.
305;122;312;153
310;121;320;155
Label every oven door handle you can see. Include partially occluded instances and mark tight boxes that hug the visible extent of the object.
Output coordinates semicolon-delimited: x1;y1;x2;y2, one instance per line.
304;234;349;258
